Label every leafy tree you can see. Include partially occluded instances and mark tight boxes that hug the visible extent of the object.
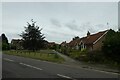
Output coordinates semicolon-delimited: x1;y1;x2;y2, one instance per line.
102;29;120;63
73;36;79;40
20;19;45;51
1;33;10;50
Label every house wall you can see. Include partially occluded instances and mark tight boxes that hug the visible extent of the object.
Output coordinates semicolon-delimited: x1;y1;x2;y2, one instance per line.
86;45;93;51
93;34;106;51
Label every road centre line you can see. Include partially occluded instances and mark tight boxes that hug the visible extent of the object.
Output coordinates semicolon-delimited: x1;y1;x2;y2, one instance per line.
57;74;73;79
4;55;119;75
3;58;14;62
19;62;43;70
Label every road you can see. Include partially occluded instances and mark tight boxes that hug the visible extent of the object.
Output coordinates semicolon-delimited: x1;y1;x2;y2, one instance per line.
2;54;119;79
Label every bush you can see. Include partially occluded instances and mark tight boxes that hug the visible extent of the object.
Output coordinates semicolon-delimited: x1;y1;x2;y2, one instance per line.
69;49;86;60
70;51;80;59
60;47;70;56
85;51;105;63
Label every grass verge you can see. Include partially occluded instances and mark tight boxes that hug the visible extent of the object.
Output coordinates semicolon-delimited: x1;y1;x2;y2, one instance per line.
3;50;65;63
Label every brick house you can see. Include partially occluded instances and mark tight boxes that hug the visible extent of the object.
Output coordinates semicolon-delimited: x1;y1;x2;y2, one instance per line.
68;30;109;51
68;38;81;50
47;42;59;49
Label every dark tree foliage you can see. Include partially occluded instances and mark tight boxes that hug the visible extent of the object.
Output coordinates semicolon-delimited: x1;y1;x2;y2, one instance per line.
1;33;10;50
20;19;45;51
73;36;79;40
102;29;120;63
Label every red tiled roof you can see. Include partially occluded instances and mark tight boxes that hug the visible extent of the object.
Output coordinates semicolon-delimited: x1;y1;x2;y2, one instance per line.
83;30;108;45
68;38;81;47
68;30;108;47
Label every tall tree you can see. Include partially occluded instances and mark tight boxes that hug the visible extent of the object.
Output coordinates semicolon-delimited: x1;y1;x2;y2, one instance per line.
20;19;45;51
102;29;120;63
1;33;9;50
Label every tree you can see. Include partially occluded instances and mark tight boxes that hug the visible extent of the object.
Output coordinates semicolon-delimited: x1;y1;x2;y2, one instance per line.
73;36;79;40
1;33;10;50
20;19;45;51
102;29;120;63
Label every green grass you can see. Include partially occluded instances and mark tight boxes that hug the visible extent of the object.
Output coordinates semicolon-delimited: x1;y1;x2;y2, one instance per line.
3;50;65;63
69;50;87;59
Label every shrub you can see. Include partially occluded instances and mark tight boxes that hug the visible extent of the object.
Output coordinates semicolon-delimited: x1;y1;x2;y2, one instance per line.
61;47;70;56
85;51;105;63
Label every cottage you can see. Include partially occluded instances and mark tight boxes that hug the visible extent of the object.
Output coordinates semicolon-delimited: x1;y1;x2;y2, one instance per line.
68;38;81;50
68;30;109;51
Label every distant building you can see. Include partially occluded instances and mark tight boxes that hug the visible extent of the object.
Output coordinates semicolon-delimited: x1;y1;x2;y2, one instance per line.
47;42;59;49
68;30;109;51
60;41;67;47
11;39;23;50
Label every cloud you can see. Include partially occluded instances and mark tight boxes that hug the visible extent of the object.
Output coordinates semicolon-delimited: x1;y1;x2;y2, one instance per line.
83;22;97;33
44;30;76;43
45;30;75;37
65;20;81;31
64;20;98;35
50;18;62;27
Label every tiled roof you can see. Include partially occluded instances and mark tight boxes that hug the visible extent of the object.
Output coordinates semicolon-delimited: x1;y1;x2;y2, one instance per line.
83;30;108;45
68;30;108;47
68;38;81;47
61;41;67;46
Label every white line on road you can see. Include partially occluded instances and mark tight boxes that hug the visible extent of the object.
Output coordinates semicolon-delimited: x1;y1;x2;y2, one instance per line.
19;62;43;70
3;58;14;62
57;74;72;79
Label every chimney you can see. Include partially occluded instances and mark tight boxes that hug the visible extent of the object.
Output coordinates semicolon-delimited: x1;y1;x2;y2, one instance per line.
87;31;90;38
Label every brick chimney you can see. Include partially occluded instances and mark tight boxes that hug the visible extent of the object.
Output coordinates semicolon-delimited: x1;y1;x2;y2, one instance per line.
87;31;90;38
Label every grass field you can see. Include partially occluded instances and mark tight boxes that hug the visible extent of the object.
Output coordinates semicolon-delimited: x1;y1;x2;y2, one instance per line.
3;50;65;63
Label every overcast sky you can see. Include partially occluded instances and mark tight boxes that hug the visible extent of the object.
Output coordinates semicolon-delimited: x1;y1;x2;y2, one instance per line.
2;2;118;44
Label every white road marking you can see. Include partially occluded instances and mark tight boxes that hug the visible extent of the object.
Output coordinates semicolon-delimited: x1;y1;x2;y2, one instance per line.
57;74;72;79
4;55;119;75
19;62;42;70
3;58;14;62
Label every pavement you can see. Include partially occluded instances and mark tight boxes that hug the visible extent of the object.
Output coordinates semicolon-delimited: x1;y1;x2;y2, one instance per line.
2;54;120;79
53;50;120;74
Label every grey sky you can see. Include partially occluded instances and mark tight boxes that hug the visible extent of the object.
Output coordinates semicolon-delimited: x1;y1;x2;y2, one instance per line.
2;2;118;44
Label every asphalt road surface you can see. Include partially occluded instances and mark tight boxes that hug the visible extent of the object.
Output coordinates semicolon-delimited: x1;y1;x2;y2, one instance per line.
2;54;120;79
